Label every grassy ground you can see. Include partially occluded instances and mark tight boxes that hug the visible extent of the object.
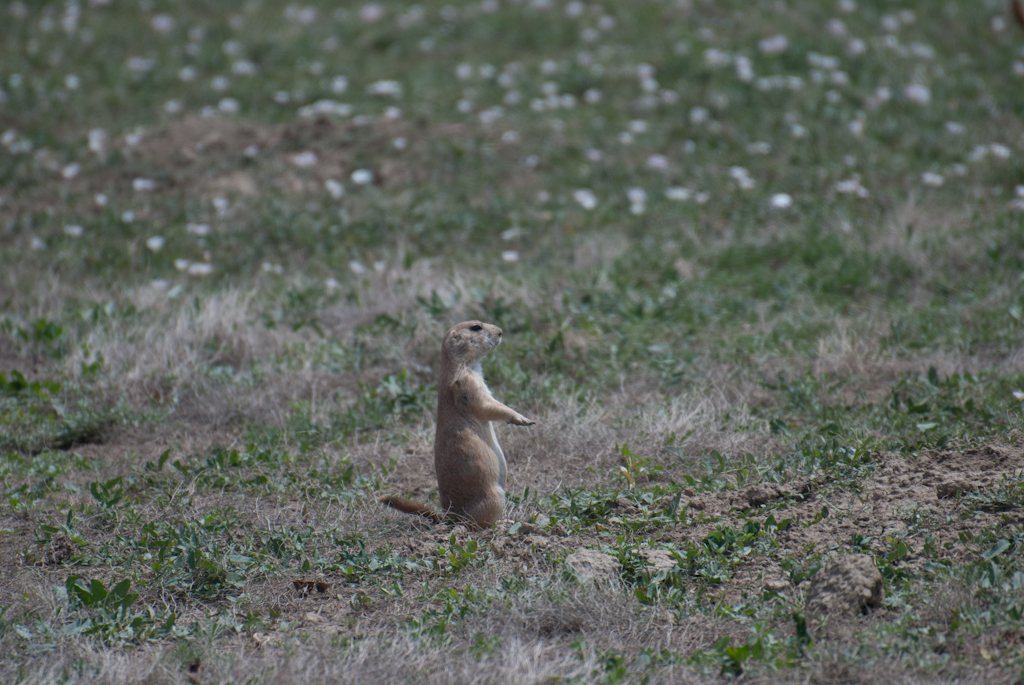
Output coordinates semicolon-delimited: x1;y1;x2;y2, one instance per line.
3;0;1024;682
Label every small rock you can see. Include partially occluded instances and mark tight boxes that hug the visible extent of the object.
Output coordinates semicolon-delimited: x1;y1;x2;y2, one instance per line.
516;522;544;536
805;554;883;620
435;524;470;542
792;477;823;499
525;534;549;548
641;548;677;573
549;523;569;537
654;495;674;509
613;497;639;514
566;549;621;583
406;539;437;556
936;481;976;499
744;484;782;507
764;578;790;592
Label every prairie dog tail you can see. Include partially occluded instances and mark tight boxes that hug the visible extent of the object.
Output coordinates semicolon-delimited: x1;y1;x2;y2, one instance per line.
378;495;446;524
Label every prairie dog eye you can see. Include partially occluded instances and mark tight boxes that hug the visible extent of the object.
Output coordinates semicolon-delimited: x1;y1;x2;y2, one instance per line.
470;324;482;331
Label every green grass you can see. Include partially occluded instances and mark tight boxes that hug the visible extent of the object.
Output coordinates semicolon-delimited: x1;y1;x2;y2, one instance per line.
4;0;1024;682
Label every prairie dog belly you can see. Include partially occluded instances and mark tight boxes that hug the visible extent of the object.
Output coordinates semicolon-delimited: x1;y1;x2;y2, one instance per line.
470;360;508;488
483;421;507;489
438;427;500;489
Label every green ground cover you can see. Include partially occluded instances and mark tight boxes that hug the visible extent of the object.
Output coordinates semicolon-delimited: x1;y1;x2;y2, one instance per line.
3;0;1024;682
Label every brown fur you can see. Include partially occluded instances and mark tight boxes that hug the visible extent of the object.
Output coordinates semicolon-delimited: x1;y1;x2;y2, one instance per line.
1015;0;1024;30
377;496;447;524
379;321;535;529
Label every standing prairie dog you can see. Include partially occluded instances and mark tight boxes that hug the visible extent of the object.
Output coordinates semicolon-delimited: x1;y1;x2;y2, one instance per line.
380;321;535;529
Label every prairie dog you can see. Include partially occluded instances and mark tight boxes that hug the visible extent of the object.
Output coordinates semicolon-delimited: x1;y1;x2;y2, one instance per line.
380;321;535;529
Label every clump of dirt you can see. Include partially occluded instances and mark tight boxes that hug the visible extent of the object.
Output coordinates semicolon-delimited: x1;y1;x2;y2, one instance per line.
564;549;621;583
743;483;784;507
40;534;79;566
804;554;884;626
936;480;976;498
924;442;1022;499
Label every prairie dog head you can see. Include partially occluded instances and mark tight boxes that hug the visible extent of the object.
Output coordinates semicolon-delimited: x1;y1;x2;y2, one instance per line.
442;321;503;366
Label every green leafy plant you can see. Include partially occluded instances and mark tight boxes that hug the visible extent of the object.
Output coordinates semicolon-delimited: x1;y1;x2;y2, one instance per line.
61;577;178;645
15;318;68;359
965;472;1024;512
0;370;62;397
89;476;123;509
440;534;486;574
687;615;812;677
616;443;663;488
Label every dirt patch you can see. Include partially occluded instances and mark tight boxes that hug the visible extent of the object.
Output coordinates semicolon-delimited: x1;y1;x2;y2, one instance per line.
128;117;276;171
629;436;1024;612
0;114;534;231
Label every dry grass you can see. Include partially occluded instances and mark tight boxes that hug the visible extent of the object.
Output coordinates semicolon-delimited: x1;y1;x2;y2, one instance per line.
6;625;1016;685
5;636;616;685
